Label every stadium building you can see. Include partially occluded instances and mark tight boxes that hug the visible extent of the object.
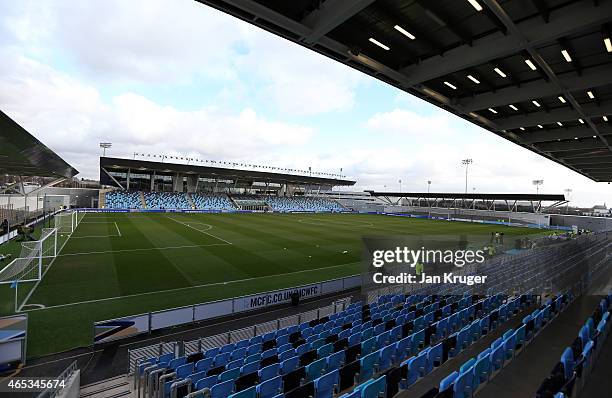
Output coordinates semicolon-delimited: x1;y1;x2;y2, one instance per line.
0;1;611;398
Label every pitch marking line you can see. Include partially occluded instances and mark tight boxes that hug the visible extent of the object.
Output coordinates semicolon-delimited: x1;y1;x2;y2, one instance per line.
166;216;232;245
115;221;122;237
18;212;84;312
298;218;375;228
20;261;361;312
56;243;230;257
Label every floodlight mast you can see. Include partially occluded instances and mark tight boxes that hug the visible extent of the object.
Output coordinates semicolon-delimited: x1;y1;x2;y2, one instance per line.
100;142;112;156
461;159;473;207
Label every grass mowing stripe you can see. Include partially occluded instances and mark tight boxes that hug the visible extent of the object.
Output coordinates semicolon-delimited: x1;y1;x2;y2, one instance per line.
14;213;546;358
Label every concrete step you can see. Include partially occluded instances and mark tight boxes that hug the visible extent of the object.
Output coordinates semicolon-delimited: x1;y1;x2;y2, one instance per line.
80;374;131;398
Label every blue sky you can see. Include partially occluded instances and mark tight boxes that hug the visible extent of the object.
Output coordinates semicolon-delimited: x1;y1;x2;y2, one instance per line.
0;0;610;206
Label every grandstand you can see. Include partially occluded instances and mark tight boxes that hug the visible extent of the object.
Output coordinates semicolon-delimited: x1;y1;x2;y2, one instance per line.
2;1;612;398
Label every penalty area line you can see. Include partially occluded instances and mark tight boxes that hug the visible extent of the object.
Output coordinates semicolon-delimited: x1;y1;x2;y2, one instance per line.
166;216;232;245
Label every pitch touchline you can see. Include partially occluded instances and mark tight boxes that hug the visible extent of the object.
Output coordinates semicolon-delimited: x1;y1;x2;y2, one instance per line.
22;262;361;312
166;216;232;245
57;242;231;257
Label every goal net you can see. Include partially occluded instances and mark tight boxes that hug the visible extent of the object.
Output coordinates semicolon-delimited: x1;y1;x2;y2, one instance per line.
0;228;58;285
54;210;82;234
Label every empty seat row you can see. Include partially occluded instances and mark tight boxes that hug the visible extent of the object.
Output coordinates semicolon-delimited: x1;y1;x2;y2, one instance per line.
537;293;611;398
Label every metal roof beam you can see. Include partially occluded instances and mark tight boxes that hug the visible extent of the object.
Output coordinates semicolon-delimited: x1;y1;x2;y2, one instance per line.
535;139;607;152
520;126;611;143
531;0;550;23
301;0;376;44
399;2;612;85
460;64;612;112
483;0;612;154
414;0;474;46
496;102;612;129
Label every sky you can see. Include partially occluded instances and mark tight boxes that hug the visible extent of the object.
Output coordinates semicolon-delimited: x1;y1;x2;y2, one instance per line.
0;0;610;207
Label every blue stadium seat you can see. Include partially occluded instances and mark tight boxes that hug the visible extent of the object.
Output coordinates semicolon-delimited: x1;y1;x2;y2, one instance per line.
360;375;386;398
314;369;339;398
228;386;256;398
306;357;327;380
258;363;279;382
210;380;234;398
256;375;282;398
439;371;458;392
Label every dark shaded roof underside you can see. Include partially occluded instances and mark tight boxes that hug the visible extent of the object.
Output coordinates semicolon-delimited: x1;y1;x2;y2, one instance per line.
100;157;356;186
0;110;78;178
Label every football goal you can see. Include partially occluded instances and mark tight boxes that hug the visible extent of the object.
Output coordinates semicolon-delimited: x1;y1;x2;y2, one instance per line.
54;210;83;234
0;227;58;311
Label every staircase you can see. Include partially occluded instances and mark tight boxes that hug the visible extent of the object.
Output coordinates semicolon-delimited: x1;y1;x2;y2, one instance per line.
228;194;241;210
98;188;114;209
186;193;196;209
80;374;131;398
139;192;147;209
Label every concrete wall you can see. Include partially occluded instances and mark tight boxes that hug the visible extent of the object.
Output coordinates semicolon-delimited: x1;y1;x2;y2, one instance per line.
550;215;612;232
382;205;551;226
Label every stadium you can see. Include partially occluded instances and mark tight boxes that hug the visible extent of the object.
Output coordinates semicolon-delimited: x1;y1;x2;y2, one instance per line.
0;1;611;398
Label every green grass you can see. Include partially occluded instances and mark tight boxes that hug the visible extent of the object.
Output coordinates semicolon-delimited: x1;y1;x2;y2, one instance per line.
1;212;541;358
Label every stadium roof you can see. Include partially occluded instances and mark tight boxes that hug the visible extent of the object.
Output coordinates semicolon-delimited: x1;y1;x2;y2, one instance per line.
366;191;566;201
100;157;356;186
0;110;78;178
197;0;612;181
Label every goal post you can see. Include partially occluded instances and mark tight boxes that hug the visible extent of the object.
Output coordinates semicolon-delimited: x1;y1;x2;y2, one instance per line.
54;210;81;234
0;228;58;311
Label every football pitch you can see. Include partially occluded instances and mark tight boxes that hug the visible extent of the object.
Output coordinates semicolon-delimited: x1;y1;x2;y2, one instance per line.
2;212;539;357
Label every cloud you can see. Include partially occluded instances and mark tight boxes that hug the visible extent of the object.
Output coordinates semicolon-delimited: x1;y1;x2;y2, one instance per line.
0;51;314;178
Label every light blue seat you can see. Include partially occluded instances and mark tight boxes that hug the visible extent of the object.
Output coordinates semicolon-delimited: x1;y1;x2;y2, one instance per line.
412;329;425;353
176;362;194;379
439;371;458;392
278;349;294;362
281;356;299;374
361;337;376;356
314;369;339;398
256;375;282;398
261;348;277;359
195;375;217;390
228;385;256;398
219;367;240;382
221;343;235;354
453;369;474;398
561;347;574;381
376;331;390;349
240;361;259;375
168;356;187;370
395;336;411;362
245;353;261;364
427;342;443;370
503;331;516;361
378;344;395;372
473;353;491;387
296;343;309;356
307;357;327;380
210;380;234;398
227;359;243;370
213;352;230;368
360;375;386;398
491;345;504;372
259;363;279;382
359;351;378;382
189;370;208;384
247;343;262;356
327;350;345;371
